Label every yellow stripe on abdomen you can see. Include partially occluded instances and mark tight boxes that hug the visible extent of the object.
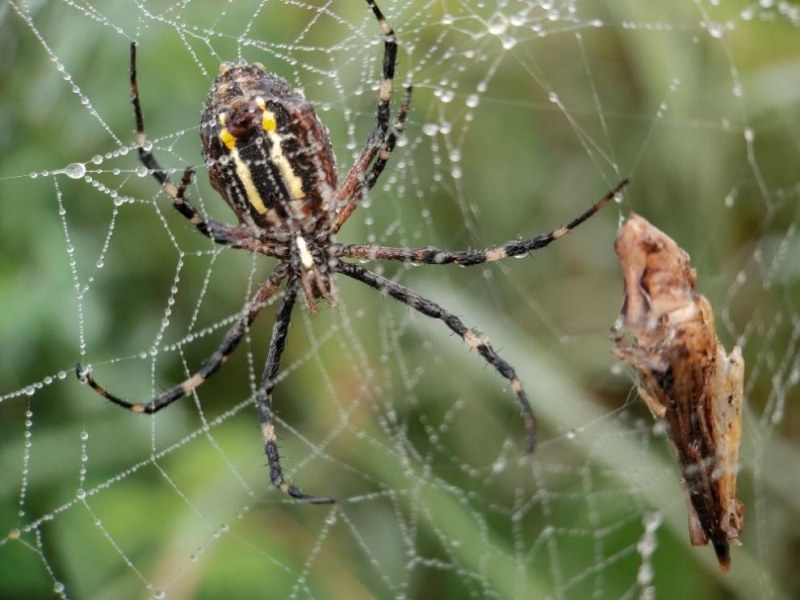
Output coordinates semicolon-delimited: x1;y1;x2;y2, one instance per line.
229;145;268;214
266;130;305;201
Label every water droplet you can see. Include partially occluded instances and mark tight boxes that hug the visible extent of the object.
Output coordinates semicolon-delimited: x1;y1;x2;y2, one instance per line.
637;563;654;585
422;123;439;136
488;11;509;35
652;420;668;435
501;35;518;50
643;511;663;530
64;163;86;179
707;22;724;38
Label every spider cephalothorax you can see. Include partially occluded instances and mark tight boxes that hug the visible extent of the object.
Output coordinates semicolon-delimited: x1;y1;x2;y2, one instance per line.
77;0;627;504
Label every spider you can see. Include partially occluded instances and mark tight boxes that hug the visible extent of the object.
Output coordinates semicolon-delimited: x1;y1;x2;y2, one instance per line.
76;0;628;504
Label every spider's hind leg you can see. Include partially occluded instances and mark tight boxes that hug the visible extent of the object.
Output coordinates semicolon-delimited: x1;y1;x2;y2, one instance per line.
76;265;290;414
258;280;335;504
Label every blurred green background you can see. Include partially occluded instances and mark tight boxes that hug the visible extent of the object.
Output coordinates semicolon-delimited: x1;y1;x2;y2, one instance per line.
1;1;799;598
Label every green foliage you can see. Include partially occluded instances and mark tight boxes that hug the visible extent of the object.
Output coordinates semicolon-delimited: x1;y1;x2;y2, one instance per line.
1;1;798;598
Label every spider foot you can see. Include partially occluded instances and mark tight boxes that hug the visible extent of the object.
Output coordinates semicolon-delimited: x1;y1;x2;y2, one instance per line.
506;377;536;453
75;362;150;413
263;424;335;504
523;414;536;453
75;362;90;383
280;482;336;505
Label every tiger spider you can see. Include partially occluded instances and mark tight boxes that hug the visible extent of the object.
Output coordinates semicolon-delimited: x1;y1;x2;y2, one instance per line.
76;0;628;504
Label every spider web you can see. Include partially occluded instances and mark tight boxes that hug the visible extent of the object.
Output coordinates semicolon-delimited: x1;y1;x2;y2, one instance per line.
1;0;798;597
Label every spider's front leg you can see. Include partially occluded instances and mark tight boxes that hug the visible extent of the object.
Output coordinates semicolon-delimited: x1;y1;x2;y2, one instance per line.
129;42;232;244
332;0;412;233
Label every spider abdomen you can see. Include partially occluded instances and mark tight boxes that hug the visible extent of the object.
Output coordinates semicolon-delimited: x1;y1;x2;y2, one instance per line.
200;62;338;233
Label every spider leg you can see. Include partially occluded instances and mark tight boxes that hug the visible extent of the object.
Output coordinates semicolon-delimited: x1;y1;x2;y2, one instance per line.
359;85;411;196
332;0;404;233
129;42;232;243
337;262;537;452
256;279;335;504
76;264;289;413
337;179;629;264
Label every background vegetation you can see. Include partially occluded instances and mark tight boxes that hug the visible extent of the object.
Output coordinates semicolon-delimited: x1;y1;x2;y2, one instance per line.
1;1;798;598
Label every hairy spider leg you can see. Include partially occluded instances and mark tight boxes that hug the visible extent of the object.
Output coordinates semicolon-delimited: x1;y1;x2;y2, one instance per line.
338;180;629;265
129;42;232;243
337;262;537;451
333;0;406;232
76;265;289;413
361;85;412;193
256;281;335;503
